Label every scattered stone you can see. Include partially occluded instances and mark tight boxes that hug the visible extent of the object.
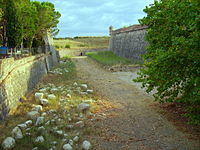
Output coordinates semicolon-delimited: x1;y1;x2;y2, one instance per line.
73;82;78;86
80;92;88;95
32;147;38;150
42;112;47;116
66;125;74;129
11;126;23;139
62;139;68;143
51;141;58;145
56;130;63;136
69;139;73;146
82;140;92;150
17;123;27;130
45;121;50;125
50;88;59;93
75;121;84;128
39;88;47;92
73;136;79;142
26;128;31;132
86;89;93;94
40;99;49;106
51;119;56;124
48;109;56;113
48;94;56;100
32;105;43;112
35;93;44;101
25;120;33;126
27;111;40;120
80;84;88;90
2;137;15;150
64;133;68;137
77;103;90;112
35;136;45;143
66;94;71;99
38;126;46;135
63;144;73;150
25;133;31;136
35;117;44;126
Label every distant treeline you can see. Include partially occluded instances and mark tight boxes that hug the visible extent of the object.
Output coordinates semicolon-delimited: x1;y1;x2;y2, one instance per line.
54;36;110;40
0;0;61;48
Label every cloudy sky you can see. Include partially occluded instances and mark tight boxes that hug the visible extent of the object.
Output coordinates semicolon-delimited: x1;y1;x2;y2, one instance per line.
37;0;154;37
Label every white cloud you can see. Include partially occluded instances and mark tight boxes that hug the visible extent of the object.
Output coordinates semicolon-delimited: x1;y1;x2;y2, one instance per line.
36;0;154;37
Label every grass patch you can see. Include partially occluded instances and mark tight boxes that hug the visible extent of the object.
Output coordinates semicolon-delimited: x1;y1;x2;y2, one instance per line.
87;51;132;65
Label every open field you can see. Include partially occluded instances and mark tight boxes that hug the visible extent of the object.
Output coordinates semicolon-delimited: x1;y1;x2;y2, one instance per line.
53;37;110;50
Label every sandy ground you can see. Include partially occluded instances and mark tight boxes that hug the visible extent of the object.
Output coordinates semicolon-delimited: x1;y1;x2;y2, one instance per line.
71;56;200;150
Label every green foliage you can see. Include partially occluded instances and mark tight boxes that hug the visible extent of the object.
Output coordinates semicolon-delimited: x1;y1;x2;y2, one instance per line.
87;51;132;65
65;44;70;48
135;0;200;124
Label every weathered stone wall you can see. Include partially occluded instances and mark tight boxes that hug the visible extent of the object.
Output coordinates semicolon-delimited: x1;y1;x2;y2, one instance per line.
0;37;59;120
109;25;148;63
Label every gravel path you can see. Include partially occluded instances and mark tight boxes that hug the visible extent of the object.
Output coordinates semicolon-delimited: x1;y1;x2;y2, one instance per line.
72;56;200;150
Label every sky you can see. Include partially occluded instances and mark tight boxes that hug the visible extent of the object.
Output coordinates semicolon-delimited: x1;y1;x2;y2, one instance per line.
37;0;154;37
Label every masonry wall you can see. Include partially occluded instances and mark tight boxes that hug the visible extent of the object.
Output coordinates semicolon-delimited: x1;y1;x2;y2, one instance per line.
109;27;148;63
0;46;58;121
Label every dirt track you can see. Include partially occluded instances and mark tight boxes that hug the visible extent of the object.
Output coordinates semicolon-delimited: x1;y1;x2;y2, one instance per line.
71;56;200;150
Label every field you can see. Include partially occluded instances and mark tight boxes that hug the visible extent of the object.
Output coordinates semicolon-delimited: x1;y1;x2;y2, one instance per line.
86;51;132;65
53;37;110;50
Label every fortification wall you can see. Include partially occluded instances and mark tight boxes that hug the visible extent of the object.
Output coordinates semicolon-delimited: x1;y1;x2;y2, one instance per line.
0;34;59;121
109;25;148;63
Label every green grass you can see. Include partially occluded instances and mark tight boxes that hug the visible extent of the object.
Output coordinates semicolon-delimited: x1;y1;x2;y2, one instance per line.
86;51;132;65
53;37;109;50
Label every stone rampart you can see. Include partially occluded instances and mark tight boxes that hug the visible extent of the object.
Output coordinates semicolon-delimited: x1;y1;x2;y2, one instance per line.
0;41;59;120
109;24;148;63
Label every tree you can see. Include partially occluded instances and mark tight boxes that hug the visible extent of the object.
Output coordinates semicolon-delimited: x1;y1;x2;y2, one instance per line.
135;0;200;124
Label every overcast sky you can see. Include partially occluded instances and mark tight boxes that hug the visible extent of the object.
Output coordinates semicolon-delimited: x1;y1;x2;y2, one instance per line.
37;0;154;37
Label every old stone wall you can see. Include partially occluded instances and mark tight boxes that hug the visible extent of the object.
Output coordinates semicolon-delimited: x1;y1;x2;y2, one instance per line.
109;25;148;63
0;45;59;121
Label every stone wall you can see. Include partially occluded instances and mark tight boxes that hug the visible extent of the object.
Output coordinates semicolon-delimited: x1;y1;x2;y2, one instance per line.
0;35;59;121
109;25;148;63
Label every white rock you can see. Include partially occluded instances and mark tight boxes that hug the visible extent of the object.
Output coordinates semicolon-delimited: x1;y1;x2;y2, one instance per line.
27;111;40;120
35;117;44;126
32;105;43;112
2;137;15;150
40;99;48;106
73;82;78;86
64;133;68;137
38;126;45;135
56;130;63;136
17;123;27;130
35;93;44;101
50;88;59;93
45;121;50;125
86;90;93;94
35;136;45;143
63;144;72;150
11;126;23;139
73;136;79;142
82;140;92;150
48;94;56;100
77;103;90;112
42;112;47;116
25;120;33;126
66;94;71;98
80;84;88;90
75;121;84;128
32;147;38;150
69;139;73;146
39;88;47;92
51;141;58;145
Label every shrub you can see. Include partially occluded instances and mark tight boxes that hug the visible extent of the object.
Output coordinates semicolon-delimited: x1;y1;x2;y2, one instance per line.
135;0;200;124
54;45;60;49
65;44;71;48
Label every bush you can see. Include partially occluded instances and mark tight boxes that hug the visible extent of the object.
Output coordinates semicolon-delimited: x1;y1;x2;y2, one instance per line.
54;45;60;49
65;44;70;48
135;0;200;124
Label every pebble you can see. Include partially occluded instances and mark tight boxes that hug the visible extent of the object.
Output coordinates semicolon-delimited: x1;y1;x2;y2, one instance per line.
35;117;44;126
27;111;40;120
17;123;27;130
82;140;92;150
1;137;15;150
35;136;45;143
63;144;73;150
75;121;84;128
35;93;44;101
40;99;49;106
32;105;43;112
77;103;90;112
25;120;33;126
11;126;23;139
32;147;38;150
48;94;56;100
73;136;79;142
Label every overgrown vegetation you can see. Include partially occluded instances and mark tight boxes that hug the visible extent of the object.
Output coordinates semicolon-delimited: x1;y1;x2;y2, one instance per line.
135;0;200;124
87;51;132;65
0;0;61;48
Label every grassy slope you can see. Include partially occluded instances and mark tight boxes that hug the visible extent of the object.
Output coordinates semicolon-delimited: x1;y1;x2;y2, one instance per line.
86;51;132;65
53;37;110;50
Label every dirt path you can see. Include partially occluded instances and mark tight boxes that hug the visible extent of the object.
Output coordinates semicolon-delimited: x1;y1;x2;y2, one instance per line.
72;56;200;150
